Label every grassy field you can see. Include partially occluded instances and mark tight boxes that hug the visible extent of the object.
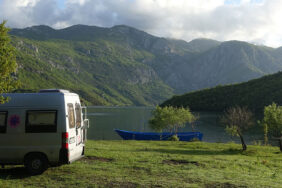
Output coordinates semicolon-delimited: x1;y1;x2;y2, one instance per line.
0;140;281;188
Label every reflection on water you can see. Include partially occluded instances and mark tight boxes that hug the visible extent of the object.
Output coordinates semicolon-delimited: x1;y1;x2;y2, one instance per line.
87;106;152;140
87;112;112;116
86;106;263;143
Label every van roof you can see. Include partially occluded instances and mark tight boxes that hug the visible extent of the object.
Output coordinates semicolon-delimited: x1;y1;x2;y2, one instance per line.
39;89;70;93
0;89;79;107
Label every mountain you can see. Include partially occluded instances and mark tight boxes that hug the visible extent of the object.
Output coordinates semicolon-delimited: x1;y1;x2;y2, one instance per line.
163;40;282;93
11;27;173;106
183;38;221;53
9;24;282;105
161;71;282;114
9;25;220;105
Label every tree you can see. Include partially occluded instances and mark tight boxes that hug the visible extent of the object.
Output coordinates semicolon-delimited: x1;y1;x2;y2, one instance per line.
149;106;197;134
261;103;282;152
221;106;254;151
0;21;18;104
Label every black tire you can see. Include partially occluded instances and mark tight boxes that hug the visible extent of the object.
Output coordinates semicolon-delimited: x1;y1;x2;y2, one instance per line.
24;153;48;175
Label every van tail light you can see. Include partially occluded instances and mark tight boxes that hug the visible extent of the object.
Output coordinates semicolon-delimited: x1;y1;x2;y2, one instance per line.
62;132;69;149
60;132;70;164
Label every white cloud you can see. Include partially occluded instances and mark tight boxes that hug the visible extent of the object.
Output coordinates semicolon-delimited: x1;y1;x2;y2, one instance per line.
1;0;282;47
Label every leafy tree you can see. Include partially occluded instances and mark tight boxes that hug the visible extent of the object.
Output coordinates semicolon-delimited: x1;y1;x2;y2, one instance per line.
0;21;18;103
221;106;254;151
261;103;282;152
149;106;197;134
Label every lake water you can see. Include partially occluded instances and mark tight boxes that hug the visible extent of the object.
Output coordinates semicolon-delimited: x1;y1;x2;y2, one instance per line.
86;106;263;144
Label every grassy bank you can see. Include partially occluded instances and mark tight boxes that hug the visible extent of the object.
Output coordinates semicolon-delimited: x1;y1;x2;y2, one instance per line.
0;141;281;187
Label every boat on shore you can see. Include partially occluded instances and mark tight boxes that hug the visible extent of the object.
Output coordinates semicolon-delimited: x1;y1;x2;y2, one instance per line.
115;129;203;141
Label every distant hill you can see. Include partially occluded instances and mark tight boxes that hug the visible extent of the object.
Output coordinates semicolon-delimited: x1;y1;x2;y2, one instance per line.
9;24;282;105
161;71;282;114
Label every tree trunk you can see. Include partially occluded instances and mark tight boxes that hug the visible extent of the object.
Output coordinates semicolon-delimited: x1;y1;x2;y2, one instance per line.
279;139;282;152
239;133;247;151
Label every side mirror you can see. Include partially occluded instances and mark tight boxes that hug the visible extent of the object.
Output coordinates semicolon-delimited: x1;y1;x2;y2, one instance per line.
83;119;89;128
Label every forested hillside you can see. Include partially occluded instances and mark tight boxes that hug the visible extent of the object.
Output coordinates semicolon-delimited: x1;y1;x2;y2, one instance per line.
162;72;282;114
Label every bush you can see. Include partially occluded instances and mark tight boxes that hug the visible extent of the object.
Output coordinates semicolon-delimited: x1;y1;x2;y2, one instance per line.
168;135;179;141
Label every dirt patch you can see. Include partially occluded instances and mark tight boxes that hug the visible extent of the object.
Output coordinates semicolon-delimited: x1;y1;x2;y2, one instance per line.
205;182;247;188
138;160;149;163
132;166;152;174
82;156;114;162
88;176;140;188
163;159;201;166
106;181;139;188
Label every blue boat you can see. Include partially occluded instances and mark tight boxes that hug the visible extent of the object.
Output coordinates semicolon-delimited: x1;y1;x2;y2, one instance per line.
115;129;203;141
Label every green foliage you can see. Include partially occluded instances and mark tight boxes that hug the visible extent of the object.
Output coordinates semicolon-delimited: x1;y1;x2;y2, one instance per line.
225;125;238;137
149;106;196;133
0;21;18;103
262;103;282;138
168;134;179;141
261;103;282;151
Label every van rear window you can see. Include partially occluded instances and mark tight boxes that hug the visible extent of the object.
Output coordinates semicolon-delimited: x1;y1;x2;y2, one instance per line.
0;111;7;133
26;110;57;133
75;103;82;128
67;104;75;129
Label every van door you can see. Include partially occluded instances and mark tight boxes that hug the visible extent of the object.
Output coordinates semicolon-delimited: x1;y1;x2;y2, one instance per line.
81;106;89;143
67;103;83;162
75;103;83;146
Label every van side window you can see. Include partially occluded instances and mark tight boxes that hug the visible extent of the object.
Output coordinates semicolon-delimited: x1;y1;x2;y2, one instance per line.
67;103;75;129
26;110;57;133
0;111;8;133
75;103;82;128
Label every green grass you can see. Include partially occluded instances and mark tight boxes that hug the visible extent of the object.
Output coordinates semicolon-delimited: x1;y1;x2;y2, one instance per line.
0;141;281;187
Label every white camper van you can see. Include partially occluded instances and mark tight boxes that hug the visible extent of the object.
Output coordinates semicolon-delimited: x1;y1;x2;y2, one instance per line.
0;89;89;175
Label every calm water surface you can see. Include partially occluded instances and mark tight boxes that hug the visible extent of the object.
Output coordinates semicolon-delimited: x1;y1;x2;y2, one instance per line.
86;106;263;143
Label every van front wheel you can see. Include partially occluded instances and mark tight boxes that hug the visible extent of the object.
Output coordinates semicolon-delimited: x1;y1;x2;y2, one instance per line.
24;153;48;175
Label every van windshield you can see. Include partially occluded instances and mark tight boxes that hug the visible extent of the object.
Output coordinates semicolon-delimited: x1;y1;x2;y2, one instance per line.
75;103;82;128
67;103;75;129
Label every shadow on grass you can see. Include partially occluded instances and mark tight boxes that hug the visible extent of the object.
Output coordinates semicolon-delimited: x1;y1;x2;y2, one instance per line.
137;148;243;155
0;166;31;179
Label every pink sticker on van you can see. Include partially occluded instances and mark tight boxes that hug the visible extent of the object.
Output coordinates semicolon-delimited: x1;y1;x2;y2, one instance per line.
9;115;20;128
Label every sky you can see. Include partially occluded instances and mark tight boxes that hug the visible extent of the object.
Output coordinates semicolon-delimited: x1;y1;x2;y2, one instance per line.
0;0;281;48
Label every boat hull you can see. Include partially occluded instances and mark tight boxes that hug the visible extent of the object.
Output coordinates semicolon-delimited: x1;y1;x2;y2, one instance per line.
115;129;203;141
